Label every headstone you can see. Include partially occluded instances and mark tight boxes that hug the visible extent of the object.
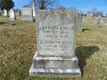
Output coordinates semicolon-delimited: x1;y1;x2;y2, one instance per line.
32;0;36;17
4;9;8;17
18;9;21;16
29;10;81;77
77;15;82;32
87;17;91;23
94;18;100;28
20;7;35;22
100;18;104;24
105;20;107;25
83;19;85;22
9;9;16;20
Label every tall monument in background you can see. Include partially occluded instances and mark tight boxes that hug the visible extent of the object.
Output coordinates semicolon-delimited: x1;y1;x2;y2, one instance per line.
32;0;36;17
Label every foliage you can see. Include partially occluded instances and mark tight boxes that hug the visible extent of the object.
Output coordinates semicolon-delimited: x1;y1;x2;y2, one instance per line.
89;7;103;17
29;0;56;9
0;0;14;10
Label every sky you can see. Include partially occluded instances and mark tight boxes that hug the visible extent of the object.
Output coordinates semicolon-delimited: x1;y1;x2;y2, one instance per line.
13;0;107;16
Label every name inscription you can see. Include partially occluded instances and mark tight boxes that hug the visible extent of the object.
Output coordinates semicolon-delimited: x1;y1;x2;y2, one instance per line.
39;25;74;56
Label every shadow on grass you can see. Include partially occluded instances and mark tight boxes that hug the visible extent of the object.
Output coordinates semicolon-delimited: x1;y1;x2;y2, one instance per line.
75;46;100;76
0;22;7;25
82;28;90;32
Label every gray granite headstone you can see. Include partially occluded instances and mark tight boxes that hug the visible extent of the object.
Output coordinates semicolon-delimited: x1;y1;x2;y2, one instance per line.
77;15;82;32
4;9;8;17
94;18;100;28
9;9;16;20
18;10;21;16
100;18;104;24
82;19;85;22
87;17;91;23
20;7;35;22
105;20;107;25
29;10;81;77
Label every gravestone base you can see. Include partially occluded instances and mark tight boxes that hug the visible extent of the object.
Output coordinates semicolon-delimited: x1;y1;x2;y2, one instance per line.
29;52;81;77
20;18;35;22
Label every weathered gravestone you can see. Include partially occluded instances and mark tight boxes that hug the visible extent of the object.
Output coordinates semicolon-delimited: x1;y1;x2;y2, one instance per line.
20;7;35;22
17;9;21;16
9;9;16;20
94;18;100;28
29;10;81;77
100;18;104;24
105;20;107;25
77;15;82;32
4;9;8;17
82;19;85;22
87;17;91;23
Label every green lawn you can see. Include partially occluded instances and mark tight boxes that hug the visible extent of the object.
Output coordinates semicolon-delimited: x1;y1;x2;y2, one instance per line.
0;16;107;80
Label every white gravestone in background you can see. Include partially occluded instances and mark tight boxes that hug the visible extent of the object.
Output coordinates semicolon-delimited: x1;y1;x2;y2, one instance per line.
29;10;81;77
105;20;107;25
9;9;16;20
32;0;36;17
83;19;85;22
87;17;91;23
18;9;21;16
94;18;100;28
4;9;8;17
77;15;82;32
100;18;104;24
20;7;35;22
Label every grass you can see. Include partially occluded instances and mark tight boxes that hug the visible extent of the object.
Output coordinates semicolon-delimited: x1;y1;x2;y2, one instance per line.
0;15;107;80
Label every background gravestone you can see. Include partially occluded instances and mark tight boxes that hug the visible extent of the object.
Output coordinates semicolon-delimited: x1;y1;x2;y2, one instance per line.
9;9;16;20
87;17;91;23
29;10;81;77
100;18;104;24
20;7;35;22
4;9;8;17
94;18;100;28
32;0;36;17
105;20;107;25
83;19;85;22
18;9;21;16
77;15;82;32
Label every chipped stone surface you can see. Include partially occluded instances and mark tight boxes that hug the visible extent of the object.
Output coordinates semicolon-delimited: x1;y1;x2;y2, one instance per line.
29;10;81;77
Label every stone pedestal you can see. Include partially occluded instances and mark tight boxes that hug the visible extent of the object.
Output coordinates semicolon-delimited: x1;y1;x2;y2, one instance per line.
29;10;81;77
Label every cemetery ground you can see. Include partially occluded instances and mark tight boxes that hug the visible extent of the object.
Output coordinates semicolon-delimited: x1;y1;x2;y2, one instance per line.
0;16;107;80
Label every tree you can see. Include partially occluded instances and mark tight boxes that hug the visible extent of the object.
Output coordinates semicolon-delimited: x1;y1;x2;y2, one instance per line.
29;0;56;9
57;5;66;10
0;0;14;10
67;6;78;11
89;7;97;16
89;7;103;16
